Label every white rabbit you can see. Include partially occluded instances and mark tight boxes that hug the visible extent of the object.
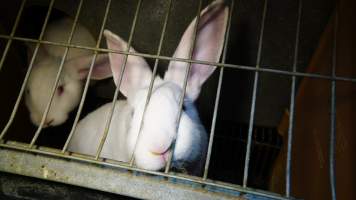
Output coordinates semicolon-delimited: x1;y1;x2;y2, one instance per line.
25;17;111;127
68;1;228;175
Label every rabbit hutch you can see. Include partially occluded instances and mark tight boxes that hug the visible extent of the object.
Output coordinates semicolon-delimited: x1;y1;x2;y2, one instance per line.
0;0;355;199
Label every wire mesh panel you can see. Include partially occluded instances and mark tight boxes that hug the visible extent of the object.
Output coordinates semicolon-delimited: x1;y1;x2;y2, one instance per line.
0;0;351;199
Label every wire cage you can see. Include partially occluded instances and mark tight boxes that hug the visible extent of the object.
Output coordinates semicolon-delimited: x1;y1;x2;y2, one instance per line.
0;0;352;199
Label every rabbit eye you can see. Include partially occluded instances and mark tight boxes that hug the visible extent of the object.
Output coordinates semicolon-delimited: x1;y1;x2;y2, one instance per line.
57;85;64;96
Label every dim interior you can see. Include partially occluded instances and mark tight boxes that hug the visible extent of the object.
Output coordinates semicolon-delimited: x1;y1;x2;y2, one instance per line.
1;0;352;199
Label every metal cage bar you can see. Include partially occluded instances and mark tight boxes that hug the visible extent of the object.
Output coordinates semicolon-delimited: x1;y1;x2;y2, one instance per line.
0;141;293;200
285;0;302;197
62;0;112;153
0;0;27;72
203;0;235;180
0;0;346;199
164;0;203;174
128;0;173;166
243;0;268;188
29;0;86;147
0;34;354;83
0;0;56;140
94;0;143;160
329;2;338;200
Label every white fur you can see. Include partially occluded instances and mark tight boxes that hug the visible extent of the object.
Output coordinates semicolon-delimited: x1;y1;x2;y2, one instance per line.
68;79;207;172
69;101;132;161
25;59;83;126
25;17;111;127
68;1;228;174
43;18;96;59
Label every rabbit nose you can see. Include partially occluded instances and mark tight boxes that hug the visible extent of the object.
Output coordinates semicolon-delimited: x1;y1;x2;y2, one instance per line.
150;148;170;158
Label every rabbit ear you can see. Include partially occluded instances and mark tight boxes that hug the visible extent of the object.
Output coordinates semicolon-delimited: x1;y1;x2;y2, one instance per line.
65;53;112;80
104;30;153;97
164;1;228;101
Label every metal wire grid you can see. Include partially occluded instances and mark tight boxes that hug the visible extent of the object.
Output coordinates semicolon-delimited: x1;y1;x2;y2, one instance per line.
210;123;282;188
0;0;341;199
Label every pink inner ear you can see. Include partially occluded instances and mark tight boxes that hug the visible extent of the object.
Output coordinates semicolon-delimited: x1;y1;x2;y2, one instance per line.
165;2;228;101
87;54;112;80
78;68;90;80
105;31;127;86
104;30;153;97
70;54;111;80
77;65;112;80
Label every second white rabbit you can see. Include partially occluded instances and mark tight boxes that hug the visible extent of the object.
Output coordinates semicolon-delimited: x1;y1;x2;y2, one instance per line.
25;17;111;127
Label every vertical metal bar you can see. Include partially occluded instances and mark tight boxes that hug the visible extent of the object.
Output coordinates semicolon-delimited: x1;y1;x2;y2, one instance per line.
62;0;112;153
329;2;338;200
129;0;173;166
203;0;235;180
285;0;302;197
95;0;142;160
0;0;27;72
164;0;203;173
29;0;85;147
242;0;268;188
0;0;56;140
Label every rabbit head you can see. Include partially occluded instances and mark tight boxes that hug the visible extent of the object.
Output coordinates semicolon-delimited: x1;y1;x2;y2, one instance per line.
104;0;228;171
25;47;111;127
25;17;111;127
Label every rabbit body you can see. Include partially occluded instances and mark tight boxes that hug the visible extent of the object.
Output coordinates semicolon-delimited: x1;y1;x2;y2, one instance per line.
68;0;228;174
69;101;131;161
69;79;207;173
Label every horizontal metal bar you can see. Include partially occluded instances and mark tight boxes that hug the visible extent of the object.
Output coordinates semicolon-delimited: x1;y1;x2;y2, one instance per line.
0;34;355;83
0;147;242;200
0;141;295;200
